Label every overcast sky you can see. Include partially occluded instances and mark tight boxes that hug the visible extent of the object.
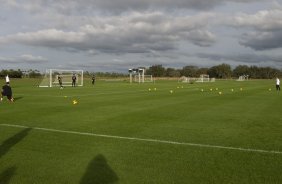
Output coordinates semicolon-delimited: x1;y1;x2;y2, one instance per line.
0;0;282;72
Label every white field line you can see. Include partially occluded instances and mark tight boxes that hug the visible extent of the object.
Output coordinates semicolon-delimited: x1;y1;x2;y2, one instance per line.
1;123;282;155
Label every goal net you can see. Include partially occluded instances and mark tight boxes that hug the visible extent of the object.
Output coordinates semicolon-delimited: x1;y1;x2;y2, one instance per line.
134;75;153;83
39;69;83;87
196;74;210;82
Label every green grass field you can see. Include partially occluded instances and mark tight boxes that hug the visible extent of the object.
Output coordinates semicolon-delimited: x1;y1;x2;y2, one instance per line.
1;78;282;184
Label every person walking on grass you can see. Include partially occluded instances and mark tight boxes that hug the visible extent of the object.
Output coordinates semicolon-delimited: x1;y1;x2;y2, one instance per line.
276;77;280;92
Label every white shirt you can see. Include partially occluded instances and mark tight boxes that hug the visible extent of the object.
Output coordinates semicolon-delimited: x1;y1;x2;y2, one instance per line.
277;78;280;85
5;75;9;83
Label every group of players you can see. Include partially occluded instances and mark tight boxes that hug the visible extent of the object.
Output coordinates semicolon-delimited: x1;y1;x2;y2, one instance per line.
57;74;77;89
1;74;96;103
57;74;95;89
1;75;280;103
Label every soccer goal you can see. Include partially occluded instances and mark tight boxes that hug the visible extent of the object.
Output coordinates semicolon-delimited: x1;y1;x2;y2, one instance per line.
39;69;83;87
196;74;210;82
237;75;249;81
129;68;153;83
178;76;197;84
134;75;153;83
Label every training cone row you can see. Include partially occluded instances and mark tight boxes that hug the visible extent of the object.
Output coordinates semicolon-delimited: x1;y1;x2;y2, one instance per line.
200;87;245;95
148;88;157;91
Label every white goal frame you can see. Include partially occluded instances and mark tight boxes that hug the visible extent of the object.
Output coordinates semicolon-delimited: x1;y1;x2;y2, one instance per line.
129;68;153;83
237;75;249;81
39;69;83;87
196;74;210;82
134;75;153;83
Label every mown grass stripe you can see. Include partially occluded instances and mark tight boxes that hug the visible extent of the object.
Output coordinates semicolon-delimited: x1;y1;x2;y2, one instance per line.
1;123;281;155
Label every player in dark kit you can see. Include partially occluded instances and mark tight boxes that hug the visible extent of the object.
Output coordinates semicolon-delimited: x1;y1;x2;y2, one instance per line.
1;82;14;102
72;74;77;87
92;75;96;85
58;75;63;89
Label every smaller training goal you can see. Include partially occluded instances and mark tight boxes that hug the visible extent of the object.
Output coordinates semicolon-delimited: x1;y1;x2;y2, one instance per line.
179;74;215;83
237;75;249;81
196;74;210;82
129;68;153;83
39;69;83;87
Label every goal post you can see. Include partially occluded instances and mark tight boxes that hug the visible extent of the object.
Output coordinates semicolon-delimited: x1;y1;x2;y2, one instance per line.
39;69;83;87
129;68;153;83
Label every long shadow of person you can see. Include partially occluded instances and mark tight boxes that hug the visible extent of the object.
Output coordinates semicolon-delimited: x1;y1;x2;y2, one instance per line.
0;167;16;184
13;97;23;102
80;154;119;184
0;128;32;159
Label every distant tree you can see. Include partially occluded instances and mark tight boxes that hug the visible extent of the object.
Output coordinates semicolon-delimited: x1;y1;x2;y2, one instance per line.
259;67;280;79
233;65;250;78
181;66;198;77
165;68;181;77
196;68;209;76
28;70;41;78
0;70;8;77
208;64;232;79
93;72;127;78
248;66;260;79
147;65;166;77
0;69;23;78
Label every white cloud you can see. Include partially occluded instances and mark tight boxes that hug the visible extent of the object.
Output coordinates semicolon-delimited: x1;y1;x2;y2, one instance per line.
0;54;48;64
229;9;282;31
20;54;48;63
1;0;281;71
223;7;282;50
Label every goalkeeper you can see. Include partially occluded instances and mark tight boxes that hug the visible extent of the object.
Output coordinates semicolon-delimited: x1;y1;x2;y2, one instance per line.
72;74;77;87
58;75;63;89
1;82;14;102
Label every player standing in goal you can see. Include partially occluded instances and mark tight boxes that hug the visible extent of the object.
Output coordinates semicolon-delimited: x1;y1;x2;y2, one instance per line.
72;74;77;87
58;75;63;89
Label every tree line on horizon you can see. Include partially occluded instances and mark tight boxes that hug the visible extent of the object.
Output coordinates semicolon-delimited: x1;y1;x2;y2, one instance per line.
145;64;281;79
0;63;281;79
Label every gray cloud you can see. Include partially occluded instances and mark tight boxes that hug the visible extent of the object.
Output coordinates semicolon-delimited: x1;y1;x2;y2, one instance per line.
225;8;282;50
0;12;216;54
239;31;282;50
195;52;282;65
2;0;267;14
1;0;281;71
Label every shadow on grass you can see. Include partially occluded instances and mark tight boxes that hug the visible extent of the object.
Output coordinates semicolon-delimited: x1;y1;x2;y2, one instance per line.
13;97;23;102
80;154;119;184
0;167;16;184
0;128;32;159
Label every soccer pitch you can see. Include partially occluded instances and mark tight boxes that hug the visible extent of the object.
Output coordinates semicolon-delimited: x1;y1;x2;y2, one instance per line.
0;78;282;183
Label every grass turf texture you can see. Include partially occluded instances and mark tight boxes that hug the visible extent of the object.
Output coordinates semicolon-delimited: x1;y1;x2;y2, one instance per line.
0;78;282;183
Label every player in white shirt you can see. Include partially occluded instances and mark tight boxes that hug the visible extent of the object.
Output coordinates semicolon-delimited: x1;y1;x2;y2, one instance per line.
276;77;280;91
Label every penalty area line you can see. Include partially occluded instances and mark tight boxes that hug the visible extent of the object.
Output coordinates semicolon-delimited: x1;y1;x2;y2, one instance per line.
1;123;282;155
